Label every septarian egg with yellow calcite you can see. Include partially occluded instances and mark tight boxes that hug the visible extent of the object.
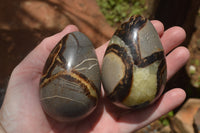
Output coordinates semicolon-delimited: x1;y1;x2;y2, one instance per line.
101;15;167;109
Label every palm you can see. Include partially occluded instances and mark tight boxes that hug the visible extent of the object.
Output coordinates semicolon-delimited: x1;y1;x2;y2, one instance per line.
0;22;189;133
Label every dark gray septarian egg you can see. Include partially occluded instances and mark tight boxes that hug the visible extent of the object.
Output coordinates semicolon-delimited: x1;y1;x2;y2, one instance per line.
101;15;167;109
40;31;101;121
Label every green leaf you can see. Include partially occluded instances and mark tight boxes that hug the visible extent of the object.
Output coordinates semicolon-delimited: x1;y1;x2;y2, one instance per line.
97;0;147;26
162;119;170;126
167;111;174;117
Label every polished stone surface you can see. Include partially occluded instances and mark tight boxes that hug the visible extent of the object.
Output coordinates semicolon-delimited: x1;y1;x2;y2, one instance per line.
40;31;101;121
101;16;167;109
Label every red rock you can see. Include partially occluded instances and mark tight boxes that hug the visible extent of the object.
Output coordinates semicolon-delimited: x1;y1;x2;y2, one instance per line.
159;125;171;133
136;120;164;133
1;0;114;47
56;0;115;47
171;98;200;133
19;1;70;30
194;108;200;133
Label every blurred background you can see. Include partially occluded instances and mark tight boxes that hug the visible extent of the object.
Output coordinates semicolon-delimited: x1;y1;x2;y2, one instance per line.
0;0;200;132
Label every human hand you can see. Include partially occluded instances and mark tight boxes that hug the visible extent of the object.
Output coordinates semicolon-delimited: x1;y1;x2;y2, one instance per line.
0;21;189;133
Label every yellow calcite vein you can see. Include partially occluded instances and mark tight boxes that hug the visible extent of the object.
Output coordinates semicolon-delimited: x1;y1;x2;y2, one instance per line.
41;70;97;98
123;61;160;106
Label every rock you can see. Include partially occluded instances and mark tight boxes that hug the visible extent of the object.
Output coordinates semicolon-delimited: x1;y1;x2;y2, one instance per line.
0;0;114;47
159;125;171;133
19;1;70;30
136;120;164;133
194;108;200;133
171;98;200;133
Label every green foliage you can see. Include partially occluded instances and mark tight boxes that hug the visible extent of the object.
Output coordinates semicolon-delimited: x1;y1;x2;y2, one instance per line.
197;39;200;49
190;58;200;67
161;119;170;126
198;8;200;16
97;0;147;26
159;111;174;126
193;76;200;88
194;59;200;66
167;111;174;117
193;81;200;88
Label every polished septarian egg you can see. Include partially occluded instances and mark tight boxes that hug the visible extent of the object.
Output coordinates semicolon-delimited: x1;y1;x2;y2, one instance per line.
40;31;101;121
101;16;167;109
